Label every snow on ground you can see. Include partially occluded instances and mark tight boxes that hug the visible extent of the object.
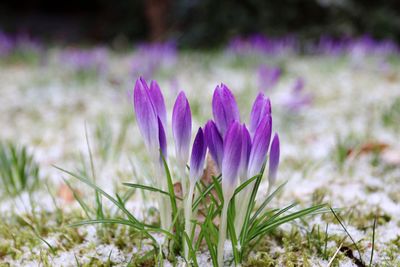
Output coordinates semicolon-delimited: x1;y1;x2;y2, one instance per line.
0;50;399;266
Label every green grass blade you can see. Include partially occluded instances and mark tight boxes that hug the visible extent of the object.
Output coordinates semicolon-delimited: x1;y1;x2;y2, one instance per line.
249;181;287;225
160;153;178;225
329;207;364;265
249;204;326;241
54;165;140;225
64;178;92;218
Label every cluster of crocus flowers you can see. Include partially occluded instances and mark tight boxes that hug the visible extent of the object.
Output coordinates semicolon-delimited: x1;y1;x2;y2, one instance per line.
133;77;280;265
59;47;108;75
131;42;177;80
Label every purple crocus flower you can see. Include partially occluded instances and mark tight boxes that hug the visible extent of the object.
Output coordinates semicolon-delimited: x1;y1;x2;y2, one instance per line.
133;77;159;151
204;120;224;171
149;80;167;128
268;133;280;187
221;122;243;198
249;92;271;136
247;115;272;178
158;117;168;161
172;91;192;164
239;125;252;181
189;128;207;183
212;84;240;136
258;64;281;91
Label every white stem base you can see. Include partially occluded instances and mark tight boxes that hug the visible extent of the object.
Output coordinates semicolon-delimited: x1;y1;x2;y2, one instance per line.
184;184;194;259
217;201;229;267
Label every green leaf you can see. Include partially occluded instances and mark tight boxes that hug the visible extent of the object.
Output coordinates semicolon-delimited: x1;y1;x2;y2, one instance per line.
160;153;178;227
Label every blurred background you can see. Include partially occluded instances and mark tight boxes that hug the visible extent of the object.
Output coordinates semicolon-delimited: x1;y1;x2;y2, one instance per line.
1;0;399;47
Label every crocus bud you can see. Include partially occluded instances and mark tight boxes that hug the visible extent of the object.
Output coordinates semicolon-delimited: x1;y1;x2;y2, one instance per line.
247;115;272;178
249;92;271;135
204;120;223;171
222;122;243;200
133;77;159;151
268;133;280;188
172;91;192;164
239;125;251;182
212;84;240;136
189;128;207;183
149;80;167;128
158;117;168;161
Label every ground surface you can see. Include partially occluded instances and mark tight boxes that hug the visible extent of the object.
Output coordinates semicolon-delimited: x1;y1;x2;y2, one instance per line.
0;49;399;266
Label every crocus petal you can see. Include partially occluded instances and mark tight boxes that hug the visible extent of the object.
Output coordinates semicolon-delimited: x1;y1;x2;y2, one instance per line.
172;91;192;164
133;77;159;151
249;92;271;135
239;125;252;181
158;117;168;161
222;122;242;199
149;80;167;128
268;133;280;187
212;84;240;136
247;115;272;178
204;120;223;171
189;127;207;183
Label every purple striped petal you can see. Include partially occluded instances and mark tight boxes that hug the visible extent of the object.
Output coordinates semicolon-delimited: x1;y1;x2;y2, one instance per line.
158;117;168;161
189;127;207;183
247;115;272;178
172;91;192;164
212;84;240;136
249;92;271;135
239;125;252;181
268;133;280;187
204;120;223;171
149;80;167;128
133;77;159;150
222;122;242;198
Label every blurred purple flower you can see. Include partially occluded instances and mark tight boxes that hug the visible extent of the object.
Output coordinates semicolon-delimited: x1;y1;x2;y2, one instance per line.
131;42;177;80
285;78;313;112
258;64;281;91
0;30;14;57
189;127;207;183
212;84;240;136
172;91;192;164
60;47;108;74
228;34;298;56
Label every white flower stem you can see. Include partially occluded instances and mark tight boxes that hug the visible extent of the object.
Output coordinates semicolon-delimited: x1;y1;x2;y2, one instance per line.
154;161;172;231
217;199;230;267
184;183;195;259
